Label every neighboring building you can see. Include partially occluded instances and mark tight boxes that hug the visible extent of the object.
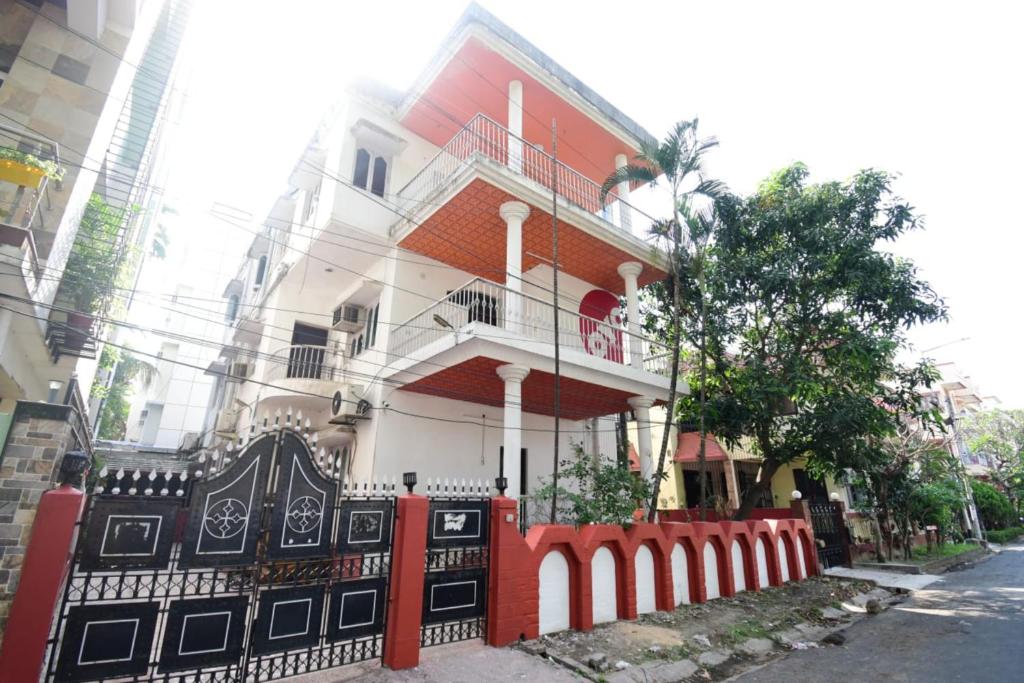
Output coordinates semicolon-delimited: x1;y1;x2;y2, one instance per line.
0;0;191;412
204;3;676;508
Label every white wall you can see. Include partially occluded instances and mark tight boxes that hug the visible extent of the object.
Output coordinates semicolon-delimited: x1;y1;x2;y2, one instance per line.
634;544;656;614
703;542;720;600
796;538;807;579
731;540;746;593
755;538;770;588
591;546;618;624
671;544;689;605
777;537;791;582
539;550;570;635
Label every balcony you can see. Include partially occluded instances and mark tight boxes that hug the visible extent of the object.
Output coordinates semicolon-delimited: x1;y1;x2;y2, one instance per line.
397;113;651;236
259;344;348;413
388;277;670;376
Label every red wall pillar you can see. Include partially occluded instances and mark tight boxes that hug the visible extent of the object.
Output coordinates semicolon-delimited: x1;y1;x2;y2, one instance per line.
487;497;539;646
382;494;428;670
0;485;85;682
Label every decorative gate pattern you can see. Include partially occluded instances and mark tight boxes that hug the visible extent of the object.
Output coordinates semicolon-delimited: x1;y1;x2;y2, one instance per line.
45;426;396;682
809;501;846;569
420;484;490;647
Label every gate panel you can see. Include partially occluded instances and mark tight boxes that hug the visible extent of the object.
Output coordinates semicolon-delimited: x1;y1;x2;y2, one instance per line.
46;426;397;683
809;501;845;568
420;493;490;647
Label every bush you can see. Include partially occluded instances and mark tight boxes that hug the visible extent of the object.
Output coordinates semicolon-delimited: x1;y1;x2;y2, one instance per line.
986;527;1024;544
971;480;1015;530
908;480;963;542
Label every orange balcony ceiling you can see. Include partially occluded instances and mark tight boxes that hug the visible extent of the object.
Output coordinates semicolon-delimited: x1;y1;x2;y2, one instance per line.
401;37;640;188
400;356;638;421
398;179;665;295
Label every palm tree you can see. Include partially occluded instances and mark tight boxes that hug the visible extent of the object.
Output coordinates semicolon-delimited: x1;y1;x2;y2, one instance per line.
600;118;723;522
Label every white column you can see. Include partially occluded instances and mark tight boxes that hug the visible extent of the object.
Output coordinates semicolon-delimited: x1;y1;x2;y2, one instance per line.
628;396;656;482
614;153;632;231
508;80;524;174
500;201;530;331
617;261;644;369
497;364;530;498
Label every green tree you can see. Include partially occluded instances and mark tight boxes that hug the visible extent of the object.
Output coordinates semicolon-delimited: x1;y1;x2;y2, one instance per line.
963;409;1024;514
600;118;723;521
971;480;1015;530
94;346;157;440
62;194;127;315
691;164;947;519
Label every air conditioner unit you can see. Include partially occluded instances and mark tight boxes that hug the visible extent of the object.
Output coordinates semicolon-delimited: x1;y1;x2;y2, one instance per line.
329;384;368;424
215;409;238;434
226;361;250;383
332;303;365;332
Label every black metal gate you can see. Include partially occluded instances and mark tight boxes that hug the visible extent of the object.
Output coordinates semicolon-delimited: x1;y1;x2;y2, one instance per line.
45;425;396;682
809;501;847;569
420;490;490;647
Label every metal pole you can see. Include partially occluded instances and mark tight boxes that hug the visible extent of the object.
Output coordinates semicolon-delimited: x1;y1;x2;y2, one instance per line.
550;119;560;524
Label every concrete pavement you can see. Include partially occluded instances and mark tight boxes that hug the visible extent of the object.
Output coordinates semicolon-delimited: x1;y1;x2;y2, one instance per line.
734;543;1024;682
824;565;944;591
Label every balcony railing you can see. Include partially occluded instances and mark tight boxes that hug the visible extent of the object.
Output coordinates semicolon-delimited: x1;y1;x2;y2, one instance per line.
265;344;347;384
387;277;672;377
395;114;655;236
0;124;60;281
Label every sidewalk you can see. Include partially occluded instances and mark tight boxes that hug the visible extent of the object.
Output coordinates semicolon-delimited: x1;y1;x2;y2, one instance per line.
283;640;577;683
823;566;942;591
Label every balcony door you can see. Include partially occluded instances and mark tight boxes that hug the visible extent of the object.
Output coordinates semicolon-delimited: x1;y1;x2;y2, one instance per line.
288;323;328;379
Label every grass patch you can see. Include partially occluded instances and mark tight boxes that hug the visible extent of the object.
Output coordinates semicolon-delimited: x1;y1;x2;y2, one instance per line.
724;619;770;644
910;542;976;562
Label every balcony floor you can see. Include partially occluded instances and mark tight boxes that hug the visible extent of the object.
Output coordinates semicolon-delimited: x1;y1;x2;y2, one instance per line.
397;176;665;296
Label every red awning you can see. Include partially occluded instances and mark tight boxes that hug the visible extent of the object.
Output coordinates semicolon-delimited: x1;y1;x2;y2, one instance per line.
673;432;729;463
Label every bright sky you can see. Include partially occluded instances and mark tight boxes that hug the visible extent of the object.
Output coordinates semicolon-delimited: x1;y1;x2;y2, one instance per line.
163;0;1024;406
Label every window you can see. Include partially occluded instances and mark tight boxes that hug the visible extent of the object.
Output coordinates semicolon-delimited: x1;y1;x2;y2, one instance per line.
226;295;240;322
254;255;267;288
352;147;388;197
349;302;380;357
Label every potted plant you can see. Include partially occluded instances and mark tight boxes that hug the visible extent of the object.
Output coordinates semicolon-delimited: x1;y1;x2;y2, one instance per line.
62;195;124;335
0;147;63;189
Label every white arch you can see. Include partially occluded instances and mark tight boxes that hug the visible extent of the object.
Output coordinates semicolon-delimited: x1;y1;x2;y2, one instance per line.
731;540;747;593
634;544;657;614
591;546;618;624
671;544;690;605
777;537;791;582
755;537;770;588
796;537;808;579
703;542;721;600
539;550;570;634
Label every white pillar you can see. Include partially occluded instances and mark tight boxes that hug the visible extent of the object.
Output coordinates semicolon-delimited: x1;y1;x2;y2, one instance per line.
628;396;656;482
500;201;530;331
508;80;524;174
617;261;644;369
614;153;632;231
497;364;531;498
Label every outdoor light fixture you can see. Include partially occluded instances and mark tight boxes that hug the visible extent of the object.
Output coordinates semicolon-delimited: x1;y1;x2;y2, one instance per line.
791;490;803;501
403;471;417;493
495;476;508;496
830;492;840;501
433;314;454;330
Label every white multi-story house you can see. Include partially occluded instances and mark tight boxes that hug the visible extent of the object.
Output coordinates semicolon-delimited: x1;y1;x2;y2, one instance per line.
206;4;676;500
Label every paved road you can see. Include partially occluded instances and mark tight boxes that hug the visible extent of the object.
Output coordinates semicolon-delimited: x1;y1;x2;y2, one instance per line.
736;543;1024;682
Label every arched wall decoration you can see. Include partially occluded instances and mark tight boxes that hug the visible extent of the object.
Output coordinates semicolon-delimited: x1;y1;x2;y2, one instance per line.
578;289;624;363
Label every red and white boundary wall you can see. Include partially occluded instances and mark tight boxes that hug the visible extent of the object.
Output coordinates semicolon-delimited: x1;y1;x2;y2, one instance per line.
0;491;818;680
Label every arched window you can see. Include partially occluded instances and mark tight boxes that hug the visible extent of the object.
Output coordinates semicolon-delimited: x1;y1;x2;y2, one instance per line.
352;147;389;197
254;255;267;288
353;148;370;188
225;295;239;322
371;156;387;197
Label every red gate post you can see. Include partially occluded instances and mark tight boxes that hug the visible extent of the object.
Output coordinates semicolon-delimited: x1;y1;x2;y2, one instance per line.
382;492;429;670
487;495;538;646
0;484;86;682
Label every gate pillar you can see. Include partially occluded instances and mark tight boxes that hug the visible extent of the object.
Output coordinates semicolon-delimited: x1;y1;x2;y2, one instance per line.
382;494;429;670
487;496;538;646
0;484;85;682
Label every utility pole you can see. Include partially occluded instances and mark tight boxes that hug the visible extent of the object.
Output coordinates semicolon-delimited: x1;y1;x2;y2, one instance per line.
550;118;560;524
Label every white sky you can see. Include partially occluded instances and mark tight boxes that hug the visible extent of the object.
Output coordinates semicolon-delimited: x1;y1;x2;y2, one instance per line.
162;0;1024;406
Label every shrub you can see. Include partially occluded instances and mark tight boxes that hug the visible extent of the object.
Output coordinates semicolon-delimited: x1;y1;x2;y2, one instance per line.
971;480;1015;530
986;527;1024;544
908;480;963;542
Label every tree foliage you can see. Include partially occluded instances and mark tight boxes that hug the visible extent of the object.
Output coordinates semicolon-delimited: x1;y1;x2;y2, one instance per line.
963;409;1024;513
971;480;1016;530
95;346;157;441
678;164;947;519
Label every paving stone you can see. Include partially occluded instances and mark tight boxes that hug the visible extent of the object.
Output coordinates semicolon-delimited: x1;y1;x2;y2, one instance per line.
737;637;775;656
646;659;699;681
697;649;731;667
821;607;848;620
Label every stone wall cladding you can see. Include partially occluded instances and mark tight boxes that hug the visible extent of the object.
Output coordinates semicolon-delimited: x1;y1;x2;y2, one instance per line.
0;404;75;643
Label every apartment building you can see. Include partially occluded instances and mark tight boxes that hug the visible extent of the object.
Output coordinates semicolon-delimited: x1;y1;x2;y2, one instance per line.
206;3;676;501
0;0;190;412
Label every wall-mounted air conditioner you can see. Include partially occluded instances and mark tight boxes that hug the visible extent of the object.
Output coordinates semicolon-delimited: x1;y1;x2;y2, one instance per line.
329;384;369;424
332;304;365;333
226;361;250;383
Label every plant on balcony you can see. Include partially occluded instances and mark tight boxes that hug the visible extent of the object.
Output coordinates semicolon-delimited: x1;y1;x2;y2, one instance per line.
600;118;725;523
0;147;64;187
61;194;127;326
